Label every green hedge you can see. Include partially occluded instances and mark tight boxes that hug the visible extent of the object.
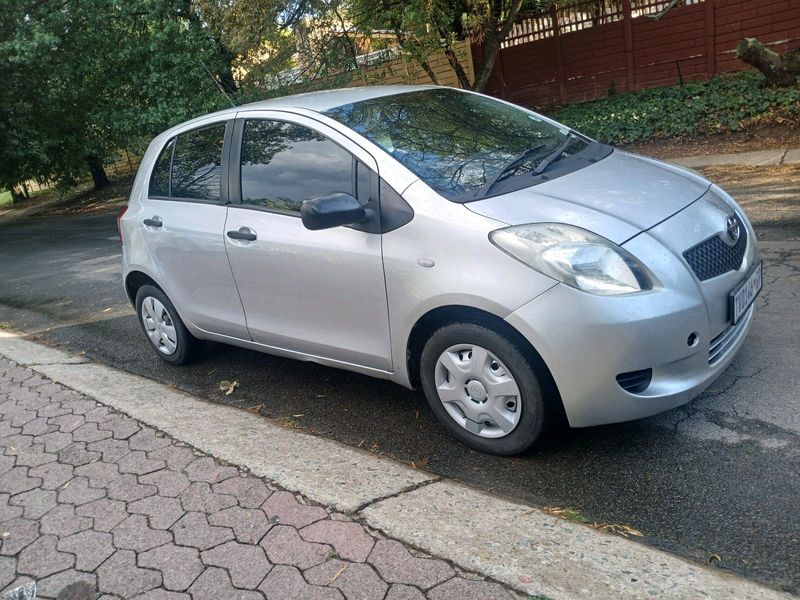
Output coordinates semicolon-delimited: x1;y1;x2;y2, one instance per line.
551;72;800;144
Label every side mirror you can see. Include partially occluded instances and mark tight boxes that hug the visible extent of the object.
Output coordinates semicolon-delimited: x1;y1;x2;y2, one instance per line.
301;193;366;231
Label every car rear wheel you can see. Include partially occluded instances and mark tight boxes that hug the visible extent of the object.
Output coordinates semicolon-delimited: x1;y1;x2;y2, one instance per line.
420;322;548;455
135;285;202;365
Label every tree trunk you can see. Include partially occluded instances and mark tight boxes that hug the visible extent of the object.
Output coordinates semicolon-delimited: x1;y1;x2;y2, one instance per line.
10;187;25;203
472;0;526;92
86;156;110;190
737;37;800;87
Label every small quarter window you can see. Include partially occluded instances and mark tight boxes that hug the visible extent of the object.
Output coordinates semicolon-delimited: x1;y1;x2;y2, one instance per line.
149;138;174;197
171;123;226;202
240;120;354;213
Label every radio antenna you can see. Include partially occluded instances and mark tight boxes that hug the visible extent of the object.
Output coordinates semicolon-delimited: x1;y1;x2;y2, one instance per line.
200;58;237;108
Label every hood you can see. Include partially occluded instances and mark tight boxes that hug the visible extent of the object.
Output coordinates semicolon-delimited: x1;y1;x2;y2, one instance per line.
465;150;710;244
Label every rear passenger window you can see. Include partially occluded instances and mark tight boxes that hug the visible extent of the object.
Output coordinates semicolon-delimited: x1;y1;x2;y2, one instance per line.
171;124;226;201
240;120;354;213
149;138;174;197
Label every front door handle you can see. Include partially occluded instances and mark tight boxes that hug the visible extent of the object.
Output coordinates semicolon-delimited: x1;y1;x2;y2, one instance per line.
143;217;162;228
227;228;257;242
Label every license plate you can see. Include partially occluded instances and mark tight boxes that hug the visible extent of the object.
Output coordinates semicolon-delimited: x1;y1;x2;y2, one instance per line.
729;261;762;325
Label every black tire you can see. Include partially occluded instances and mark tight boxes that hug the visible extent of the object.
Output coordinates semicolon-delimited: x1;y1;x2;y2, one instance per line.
420;322;548;455
135;285;203;365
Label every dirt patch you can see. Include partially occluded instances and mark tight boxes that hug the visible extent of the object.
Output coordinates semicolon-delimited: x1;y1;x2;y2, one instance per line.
620;125;800;160
38;175;133;217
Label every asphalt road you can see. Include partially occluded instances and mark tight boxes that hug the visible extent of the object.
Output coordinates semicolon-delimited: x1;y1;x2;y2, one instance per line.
1;176;798;593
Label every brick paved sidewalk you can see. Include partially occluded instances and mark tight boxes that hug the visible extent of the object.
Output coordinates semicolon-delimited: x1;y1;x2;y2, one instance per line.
0;358;522;600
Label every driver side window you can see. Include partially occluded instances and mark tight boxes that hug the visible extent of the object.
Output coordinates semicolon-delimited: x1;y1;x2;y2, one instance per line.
240;120;361;213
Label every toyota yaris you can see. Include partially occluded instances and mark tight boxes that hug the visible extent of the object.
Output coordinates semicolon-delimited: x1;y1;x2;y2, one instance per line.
119;86;761;455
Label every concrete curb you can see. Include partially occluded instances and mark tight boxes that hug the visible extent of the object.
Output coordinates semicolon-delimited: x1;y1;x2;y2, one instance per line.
666;148;800;169
0;331;791;600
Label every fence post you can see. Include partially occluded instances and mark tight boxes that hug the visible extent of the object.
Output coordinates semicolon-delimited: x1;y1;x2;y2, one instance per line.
705;0;716;76
551;4;567;104
622;0;636;92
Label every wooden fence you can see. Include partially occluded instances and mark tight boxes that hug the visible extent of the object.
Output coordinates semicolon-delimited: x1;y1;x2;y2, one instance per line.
477;0;800;108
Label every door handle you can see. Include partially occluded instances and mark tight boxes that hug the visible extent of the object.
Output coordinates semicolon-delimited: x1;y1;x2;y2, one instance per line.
227;228;257;242
143;217;162;228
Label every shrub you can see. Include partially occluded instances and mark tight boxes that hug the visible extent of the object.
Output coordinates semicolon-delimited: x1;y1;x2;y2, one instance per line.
550;72;800;144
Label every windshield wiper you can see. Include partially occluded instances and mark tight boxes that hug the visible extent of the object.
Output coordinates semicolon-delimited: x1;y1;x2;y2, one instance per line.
476;144;546;199
533;131;578;175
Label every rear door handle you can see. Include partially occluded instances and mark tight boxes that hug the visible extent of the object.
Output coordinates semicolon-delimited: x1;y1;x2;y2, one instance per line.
143;217;162;228
227;228;257;242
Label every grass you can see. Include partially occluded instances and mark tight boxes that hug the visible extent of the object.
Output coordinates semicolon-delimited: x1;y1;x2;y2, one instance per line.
0;189;12;208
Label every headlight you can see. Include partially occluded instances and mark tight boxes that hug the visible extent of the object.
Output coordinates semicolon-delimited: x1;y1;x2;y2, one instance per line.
489;223;657;295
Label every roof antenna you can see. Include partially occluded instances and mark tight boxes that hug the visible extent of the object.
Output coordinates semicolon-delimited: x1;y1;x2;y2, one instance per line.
200;58;237;108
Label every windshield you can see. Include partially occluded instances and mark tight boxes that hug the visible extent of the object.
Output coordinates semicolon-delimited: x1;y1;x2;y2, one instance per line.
323;88;592;201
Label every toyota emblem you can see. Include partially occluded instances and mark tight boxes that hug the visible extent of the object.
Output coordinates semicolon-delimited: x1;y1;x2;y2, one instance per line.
725;215;740;245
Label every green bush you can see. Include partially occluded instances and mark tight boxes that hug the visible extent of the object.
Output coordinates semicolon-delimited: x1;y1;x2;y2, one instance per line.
550;72;800;144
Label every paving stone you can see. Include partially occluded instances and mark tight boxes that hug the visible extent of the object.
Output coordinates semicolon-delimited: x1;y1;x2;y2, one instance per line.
260;525;332;570
258;565;343;600
385;584;426;600
147;446;195;472
0;468;41;496
0;517;39;556
29;462;74;490
36;569;97;599
138;544;204;592
57;529;115;571
58;476;106;506
129;496;184;530
20;417;55;437
33;431;74;452
8;409;36;428
368;540;454;590
426;577;514;599
83;407;115;424
48;414;85;434
1;575;35;597
74;461;120;488
171;512;233;551
112;514;172;552
59;397;97;415
107;474;156;502
212;476;271;510
10;488;57;519
128;430;171;452
76;499;128;533
179;482;236;514
0;494;23;522
201;541;272;589
0;422;20;440
184;457;238;484
301;520;375;562
0;555;14;589
97;549;162;598
58;443;101;467
208;506;272;544
261;492;327;528
305;559;388;600
16;535;74;578
35;403;72;420
72;422;112;444
188;567;265;600
87;438;131;462
0;434;34;453
133;591;191;600
98;417;141;440
10;447;56;468
40;504;92;537
116;451;165;476
0;457;13;477
139;470;190;498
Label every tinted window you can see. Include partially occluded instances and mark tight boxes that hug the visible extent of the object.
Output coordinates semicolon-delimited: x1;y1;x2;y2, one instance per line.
241;120;353;213
149;138;174;197
324;89;590;200
171;124;226;202
356;162;371;205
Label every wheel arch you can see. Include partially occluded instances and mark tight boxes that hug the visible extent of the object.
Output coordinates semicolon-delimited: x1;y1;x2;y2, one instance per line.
405;305;562;414
124;270;163;306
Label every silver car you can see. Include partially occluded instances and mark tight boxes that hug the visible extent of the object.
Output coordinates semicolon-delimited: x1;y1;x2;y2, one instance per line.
119;86;762;455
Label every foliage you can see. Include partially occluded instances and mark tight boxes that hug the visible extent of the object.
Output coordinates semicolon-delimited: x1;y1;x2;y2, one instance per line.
552;72;800;144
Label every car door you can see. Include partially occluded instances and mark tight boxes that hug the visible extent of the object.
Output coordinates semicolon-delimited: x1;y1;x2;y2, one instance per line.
139;119;248;339
223;111;392;371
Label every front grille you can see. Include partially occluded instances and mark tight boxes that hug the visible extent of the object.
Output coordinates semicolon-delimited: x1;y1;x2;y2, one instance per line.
708;307;752;365
616;368;652;394
683;226;747;281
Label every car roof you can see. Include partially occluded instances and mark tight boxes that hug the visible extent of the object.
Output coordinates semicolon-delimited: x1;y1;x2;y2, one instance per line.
239;84;441;113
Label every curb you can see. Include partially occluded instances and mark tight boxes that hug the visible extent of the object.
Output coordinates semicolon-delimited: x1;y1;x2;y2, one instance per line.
0;331;791;600
666;148;800;169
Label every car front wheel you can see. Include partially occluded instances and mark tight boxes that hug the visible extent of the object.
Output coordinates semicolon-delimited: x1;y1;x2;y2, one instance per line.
135;285;202;365
420;322;548;455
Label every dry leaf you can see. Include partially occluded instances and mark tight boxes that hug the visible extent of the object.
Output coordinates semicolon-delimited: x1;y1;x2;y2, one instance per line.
246;404;262;413
594;523;643;538
219;380;239;395
292;414;305;418
328;563;348;584
708;553;721;564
